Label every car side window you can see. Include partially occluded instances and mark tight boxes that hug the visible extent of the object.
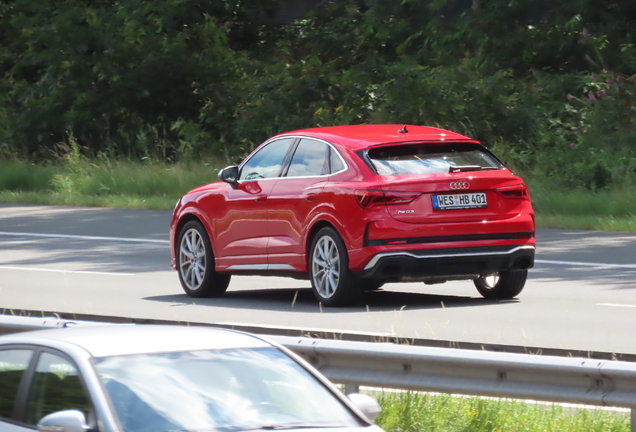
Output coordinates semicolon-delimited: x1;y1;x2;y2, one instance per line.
25;352;91;426
239;138;295;181
330;147;345;173
0;349;33;420
287;139;329;177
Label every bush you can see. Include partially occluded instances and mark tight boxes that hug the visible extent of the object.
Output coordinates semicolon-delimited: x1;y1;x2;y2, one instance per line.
0;0;635;191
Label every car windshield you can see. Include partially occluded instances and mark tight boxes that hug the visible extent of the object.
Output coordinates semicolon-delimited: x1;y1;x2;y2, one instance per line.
367;143;503;175
94;347;362;432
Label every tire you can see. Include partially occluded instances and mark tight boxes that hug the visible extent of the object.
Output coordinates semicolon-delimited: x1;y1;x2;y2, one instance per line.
309;227;361;307
473;270;527;300
177;220;231;298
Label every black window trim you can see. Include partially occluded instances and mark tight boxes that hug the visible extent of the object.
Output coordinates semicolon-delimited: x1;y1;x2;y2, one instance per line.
279;138;301;178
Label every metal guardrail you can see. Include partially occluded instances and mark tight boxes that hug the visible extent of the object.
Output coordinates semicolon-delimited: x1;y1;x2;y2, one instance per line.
1;315;635;430
0;314;113;335
270;335;636;405
6;309;636;362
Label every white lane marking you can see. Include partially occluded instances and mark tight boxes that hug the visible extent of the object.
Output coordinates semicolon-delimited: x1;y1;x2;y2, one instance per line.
0;232;634;269
0;231;169;245
597;303;636;308
535;259;636;269
0;266;134;276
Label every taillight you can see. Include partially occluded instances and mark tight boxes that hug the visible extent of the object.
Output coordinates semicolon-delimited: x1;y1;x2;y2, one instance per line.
496;183;530;199
355;190;421;209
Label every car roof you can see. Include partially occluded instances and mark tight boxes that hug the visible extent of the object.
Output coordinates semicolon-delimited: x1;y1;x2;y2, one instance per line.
0;324;272;358
278;124;477;151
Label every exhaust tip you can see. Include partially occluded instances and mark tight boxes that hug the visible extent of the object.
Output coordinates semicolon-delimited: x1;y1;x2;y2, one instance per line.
379;264;402;277
516;257;533;270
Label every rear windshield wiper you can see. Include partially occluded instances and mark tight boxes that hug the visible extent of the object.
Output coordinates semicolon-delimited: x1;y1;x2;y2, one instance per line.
449;165;499;173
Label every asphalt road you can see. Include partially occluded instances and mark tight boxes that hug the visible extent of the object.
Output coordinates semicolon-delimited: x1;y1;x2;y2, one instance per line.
0;203;635;354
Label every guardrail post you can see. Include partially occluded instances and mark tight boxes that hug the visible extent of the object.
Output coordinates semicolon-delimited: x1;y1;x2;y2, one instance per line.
631;409;635;432
344;384;359;395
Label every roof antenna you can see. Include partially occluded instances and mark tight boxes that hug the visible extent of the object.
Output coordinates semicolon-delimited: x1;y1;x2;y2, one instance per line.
398;125;408;134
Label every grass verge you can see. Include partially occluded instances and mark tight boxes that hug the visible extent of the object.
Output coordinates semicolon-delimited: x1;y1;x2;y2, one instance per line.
374;391;630;432
525;176;636;232
0;158;222;210
0;159;635;232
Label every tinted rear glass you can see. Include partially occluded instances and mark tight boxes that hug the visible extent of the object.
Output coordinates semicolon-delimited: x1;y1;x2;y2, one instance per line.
367;143;503;175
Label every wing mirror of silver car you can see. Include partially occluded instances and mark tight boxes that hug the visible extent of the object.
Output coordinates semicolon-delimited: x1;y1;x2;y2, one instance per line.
219;166;239;184
347;393;382;421
37;409;91;432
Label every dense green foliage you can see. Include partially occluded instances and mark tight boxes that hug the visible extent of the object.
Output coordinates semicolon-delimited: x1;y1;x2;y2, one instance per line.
1;0;635;190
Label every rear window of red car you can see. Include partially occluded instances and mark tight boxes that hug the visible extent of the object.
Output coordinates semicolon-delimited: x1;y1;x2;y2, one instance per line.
367;143;503;175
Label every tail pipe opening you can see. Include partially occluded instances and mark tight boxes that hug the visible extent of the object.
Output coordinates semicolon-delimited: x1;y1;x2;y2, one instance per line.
516;256;533;270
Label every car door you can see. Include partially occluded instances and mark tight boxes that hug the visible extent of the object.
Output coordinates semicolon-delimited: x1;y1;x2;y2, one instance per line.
267;138;345;271
213;137;296;270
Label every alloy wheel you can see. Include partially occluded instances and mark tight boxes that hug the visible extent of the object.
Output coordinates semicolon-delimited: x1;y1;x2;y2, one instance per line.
179;228;207;290
312;235;341;299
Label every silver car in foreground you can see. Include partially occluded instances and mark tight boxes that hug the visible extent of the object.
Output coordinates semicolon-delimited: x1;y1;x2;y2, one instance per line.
0;325;382;432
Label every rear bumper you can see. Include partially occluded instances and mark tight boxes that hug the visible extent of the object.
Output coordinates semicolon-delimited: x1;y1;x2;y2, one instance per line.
355;245;535;282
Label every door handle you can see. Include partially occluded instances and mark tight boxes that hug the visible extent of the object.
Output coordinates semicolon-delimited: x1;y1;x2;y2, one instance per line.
305;193;318;201
256;194;267;203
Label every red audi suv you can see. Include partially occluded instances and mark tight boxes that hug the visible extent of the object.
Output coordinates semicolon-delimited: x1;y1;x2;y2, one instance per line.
170;125;535;306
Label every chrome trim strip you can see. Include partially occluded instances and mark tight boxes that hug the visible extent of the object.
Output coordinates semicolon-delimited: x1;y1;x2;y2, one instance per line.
268;264;296;270
227;264;296;271
227;264;269;270
362;245;536;271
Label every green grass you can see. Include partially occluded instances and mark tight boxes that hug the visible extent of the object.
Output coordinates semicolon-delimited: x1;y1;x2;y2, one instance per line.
0;158;224;210
1;158;635;231
0;190;179;209
0;160;59;192
374;391;630;432
525;177;636;231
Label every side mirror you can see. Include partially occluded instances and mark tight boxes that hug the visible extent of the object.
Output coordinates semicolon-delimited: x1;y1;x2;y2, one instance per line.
37;409;90;432
347;393;381;421
219;166;239;183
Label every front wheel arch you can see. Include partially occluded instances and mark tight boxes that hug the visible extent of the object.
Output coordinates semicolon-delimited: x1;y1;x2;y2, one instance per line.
176;220;230;298
175;212;215;257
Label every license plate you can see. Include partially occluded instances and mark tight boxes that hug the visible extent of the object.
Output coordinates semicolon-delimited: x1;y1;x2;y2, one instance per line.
432;193;487;210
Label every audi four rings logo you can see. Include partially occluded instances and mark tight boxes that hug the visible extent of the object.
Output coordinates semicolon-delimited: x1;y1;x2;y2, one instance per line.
450;181;470;190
